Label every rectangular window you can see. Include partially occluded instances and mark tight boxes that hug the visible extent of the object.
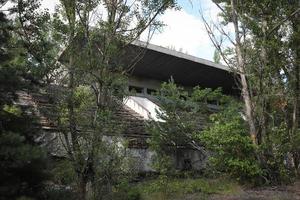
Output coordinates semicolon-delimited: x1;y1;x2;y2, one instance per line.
147;88;157;95
129;85;144;94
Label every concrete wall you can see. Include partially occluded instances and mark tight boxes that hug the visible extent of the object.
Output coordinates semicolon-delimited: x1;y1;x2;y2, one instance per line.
129;148;156;172
128;147;207;172
173;149;207;171
45;131;206;173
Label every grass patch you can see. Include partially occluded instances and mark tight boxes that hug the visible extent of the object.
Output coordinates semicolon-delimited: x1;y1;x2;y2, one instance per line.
129;177;242;200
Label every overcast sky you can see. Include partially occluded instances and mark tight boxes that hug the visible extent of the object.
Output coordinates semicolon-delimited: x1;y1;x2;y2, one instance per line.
39;0;222;61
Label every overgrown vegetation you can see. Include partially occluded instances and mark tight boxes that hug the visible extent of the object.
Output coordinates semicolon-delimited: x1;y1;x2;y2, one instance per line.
147;80;225;173
122;177;241;200
148;81;264;184
48;0;177;198
202;0;300;184
1;0;178;199
1;0;300;199
149;79;299;185
200;100;263;183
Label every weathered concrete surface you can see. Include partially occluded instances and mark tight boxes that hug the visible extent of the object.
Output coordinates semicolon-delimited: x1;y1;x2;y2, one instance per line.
16;89;207;173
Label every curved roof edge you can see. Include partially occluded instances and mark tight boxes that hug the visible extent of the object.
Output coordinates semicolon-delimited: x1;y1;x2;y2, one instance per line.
131;40;230;72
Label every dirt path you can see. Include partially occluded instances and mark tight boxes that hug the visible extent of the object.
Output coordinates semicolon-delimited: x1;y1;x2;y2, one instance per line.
210;181;300;200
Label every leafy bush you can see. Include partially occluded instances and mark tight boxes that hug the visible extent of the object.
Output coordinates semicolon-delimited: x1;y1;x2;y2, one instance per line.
199;100;263;183
114;181;141;200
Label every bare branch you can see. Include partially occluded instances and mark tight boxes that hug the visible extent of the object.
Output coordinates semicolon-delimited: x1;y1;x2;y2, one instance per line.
124;1;171;46
212;1;226;15
201;14;232;68
213;22;236;45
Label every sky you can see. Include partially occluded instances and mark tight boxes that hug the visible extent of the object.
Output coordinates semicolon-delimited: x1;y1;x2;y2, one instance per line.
39;0;222;61
148;0;221;60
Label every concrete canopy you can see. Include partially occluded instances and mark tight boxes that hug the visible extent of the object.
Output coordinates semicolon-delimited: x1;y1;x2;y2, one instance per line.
129;41;238;95
59;37;238;95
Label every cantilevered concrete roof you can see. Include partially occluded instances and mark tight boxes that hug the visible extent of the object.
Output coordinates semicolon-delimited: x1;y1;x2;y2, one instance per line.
129;41;237;95
59;38;238;95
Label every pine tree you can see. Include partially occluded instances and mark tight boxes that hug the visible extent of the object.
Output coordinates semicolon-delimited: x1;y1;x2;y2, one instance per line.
0;9;48;200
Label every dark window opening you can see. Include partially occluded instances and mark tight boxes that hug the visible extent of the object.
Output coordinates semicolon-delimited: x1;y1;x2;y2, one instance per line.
147;88;157;95
183;158;192;170
129;86;143;94
180;95;187;101
207;99;219;105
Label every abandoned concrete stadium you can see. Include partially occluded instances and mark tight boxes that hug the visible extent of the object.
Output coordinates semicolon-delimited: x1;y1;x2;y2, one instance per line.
18;41;237;173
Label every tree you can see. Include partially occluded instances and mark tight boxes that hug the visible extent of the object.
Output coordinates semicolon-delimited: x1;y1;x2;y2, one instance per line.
202;0;257;145
201;0;300;183
42;0;178;199
0;7;48;200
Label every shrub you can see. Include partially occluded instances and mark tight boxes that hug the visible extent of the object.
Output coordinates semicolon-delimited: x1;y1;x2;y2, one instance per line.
42;186;76;200
258;123;297;184
114;181;141;200
133;177;240;199
199;101;263;183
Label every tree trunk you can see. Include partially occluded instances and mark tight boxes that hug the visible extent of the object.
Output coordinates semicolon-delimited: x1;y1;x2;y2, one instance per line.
231;0;257;144
258;17;269;145
78;176;87;200
292;22;299;137
292;15;300;175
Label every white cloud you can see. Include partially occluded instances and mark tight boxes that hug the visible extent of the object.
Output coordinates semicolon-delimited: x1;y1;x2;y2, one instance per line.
145;9;211;58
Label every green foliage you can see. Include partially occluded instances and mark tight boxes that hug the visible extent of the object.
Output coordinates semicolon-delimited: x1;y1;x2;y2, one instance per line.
3;104;22;116
0;7;48;200
257;123;299;184
132;177;240;200
212;0;300;183
213;49;221;64
148;81;201;172
0;129;48;199
200;100;263;183
48;1;180;197
90;136;136;199
50;83;134;198
114;181;141;200
148;80;228;175
51;160;77;185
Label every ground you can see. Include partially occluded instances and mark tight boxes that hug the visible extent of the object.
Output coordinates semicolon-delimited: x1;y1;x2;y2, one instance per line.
210;181;300;200
132;178;300;200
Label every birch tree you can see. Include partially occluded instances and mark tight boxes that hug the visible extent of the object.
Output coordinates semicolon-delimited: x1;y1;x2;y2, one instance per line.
201;0;300;182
